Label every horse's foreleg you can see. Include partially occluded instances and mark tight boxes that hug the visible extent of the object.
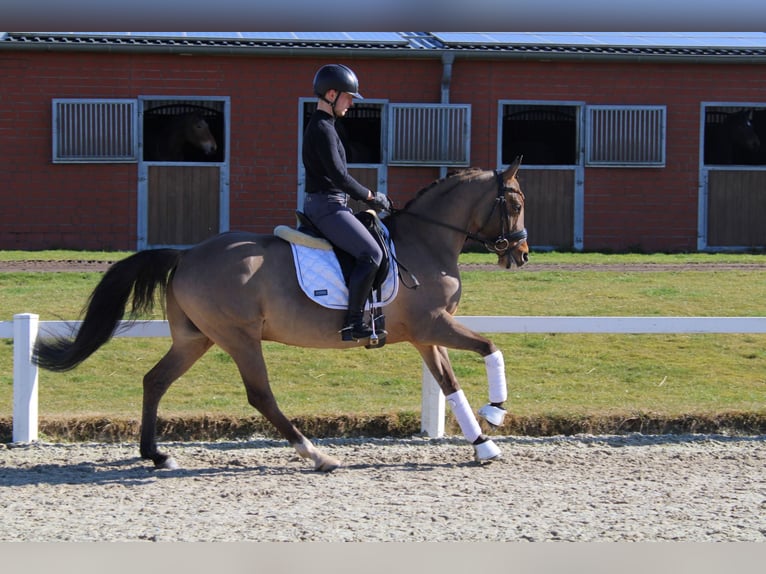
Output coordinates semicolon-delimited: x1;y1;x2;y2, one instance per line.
415;314;510;429
415;344;501;463
140;336;213;469
292;437;340;472
476;350;508;428
228;339;340;472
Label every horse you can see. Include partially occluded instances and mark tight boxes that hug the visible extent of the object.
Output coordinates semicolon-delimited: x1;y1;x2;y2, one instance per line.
33;158;528;472
146;112;218;162
704;109;761;165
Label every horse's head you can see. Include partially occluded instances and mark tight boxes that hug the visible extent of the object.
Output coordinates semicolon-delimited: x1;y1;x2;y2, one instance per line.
726;110;761;152
183;113;218;156
485;156;529;269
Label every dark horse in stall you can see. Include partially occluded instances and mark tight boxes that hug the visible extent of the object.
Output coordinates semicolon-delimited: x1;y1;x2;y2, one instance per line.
704;109;762;165
33;159;528;472
146;112;218;162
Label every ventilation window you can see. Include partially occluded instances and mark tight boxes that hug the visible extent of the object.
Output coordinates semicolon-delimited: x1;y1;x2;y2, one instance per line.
52;99;137;163
388;103;471;166
586;105;666;167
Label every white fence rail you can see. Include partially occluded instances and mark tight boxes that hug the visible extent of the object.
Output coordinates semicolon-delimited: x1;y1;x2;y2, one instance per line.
4;313;766;443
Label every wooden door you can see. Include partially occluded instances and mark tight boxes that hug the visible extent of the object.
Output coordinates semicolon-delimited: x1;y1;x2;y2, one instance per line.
519;168;575;249
707;170;766;246
147;165;220;245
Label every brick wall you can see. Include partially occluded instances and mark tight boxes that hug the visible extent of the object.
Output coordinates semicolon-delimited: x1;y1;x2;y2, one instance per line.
451;59;766;252
1;50;764;251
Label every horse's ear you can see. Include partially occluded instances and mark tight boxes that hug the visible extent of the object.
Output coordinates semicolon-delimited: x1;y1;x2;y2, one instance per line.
505;155;523;181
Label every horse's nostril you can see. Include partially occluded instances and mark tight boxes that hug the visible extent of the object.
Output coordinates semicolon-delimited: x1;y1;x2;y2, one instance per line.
522;252;529;262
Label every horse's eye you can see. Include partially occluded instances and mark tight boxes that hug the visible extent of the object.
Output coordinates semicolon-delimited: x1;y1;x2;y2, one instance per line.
510;203;522;214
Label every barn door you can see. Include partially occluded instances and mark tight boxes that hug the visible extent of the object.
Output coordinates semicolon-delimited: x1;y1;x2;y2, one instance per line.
498;101;584;251
138;97;229;249
146;165;220;245
700;103;766;250
518;169;576;247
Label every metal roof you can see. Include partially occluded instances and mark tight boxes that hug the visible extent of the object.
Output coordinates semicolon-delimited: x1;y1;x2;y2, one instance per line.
18;31;410;44
432;32;766;48
3;32;766;61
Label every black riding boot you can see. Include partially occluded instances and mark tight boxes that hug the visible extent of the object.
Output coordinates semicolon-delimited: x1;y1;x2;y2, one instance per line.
341;257;380;341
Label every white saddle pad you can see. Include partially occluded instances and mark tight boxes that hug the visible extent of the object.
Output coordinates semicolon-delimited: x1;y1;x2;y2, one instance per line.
289;241;399;310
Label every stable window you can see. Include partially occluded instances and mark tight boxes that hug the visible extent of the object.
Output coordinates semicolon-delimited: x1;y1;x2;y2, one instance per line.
142;99;226;163
586;105;666;167
301;101;383;165
52;99;138;163
388;103;471;166
500;103;579;166
702;105;766;166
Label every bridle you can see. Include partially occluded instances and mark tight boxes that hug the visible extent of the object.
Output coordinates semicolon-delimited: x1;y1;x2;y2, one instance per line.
392;169;528;264
484;170;528;257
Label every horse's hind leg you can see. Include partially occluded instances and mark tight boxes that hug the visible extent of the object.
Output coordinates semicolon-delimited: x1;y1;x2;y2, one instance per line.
140;335;213;469
224;335;340;472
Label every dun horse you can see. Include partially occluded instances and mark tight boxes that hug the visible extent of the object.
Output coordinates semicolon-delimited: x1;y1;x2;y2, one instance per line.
34;159;528;472
148;112;218;162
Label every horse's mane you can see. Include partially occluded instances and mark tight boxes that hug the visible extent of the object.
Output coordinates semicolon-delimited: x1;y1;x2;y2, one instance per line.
395;167;488;213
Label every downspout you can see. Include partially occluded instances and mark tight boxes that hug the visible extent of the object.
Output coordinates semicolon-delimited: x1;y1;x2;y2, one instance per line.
440;52;455;179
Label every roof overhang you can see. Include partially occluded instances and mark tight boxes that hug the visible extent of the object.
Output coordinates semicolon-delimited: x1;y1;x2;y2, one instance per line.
3;32;766;64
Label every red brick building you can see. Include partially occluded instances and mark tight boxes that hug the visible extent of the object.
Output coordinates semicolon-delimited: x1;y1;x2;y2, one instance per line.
2;32;765;252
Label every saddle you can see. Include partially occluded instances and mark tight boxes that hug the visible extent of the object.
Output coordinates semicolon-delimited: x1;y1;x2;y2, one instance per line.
297;210;391;292
276;210;393;296
274;210;397;348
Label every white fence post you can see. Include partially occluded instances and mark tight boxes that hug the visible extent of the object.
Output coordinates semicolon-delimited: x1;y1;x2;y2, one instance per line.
13;313;39;443
420;363;445;437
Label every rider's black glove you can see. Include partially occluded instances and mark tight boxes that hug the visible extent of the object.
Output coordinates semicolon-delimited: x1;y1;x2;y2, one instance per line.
367;192;392;212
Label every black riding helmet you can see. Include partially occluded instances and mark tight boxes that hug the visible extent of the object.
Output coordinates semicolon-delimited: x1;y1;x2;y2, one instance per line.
313;64;363;112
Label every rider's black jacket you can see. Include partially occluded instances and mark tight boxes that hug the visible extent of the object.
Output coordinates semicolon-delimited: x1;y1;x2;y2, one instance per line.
302;110;369;202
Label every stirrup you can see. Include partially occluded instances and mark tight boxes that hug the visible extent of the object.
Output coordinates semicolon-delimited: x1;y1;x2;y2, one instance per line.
478;403;507;427
340;322;374;341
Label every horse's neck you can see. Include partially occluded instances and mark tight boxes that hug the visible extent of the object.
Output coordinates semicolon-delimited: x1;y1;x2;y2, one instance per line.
392;180;489;267
157;124;186;160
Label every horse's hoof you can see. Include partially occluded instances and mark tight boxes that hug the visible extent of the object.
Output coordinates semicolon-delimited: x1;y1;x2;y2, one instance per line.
478;403;506;427
314;457;341;473
154;455;179;470
473;438;501;464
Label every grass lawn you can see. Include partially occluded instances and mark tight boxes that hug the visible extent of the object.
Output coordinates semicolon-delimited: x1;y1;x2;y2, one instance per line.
1;250;765;439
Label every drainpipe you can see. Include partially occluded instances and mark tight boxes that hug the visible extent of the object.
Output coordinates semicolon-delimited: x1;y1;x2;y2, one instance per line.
440;52;455;179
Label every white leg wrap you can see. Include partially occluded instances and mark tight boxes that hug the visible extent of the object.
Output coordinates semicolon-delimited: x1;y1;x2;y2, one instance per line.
474;439;501;463
446;390;482;443
485;350;507;404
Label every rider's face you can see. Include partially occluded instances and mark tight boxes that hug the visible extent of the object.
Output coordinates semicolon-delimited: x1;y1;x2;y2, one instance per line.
333;91;354;116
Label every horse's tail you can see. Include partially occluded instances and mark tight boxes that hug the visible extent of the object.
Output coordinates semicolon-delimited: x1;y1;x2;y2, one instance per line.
33;249;183;372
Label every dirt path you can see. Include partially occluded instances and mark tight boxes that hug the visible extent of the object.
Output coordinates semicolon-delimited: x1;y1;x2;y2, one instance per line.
1;434;764;542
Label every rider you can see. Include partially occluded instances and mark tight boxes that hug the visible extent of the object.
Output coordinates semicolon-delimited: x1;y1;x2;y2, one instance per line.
302;63;392;341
